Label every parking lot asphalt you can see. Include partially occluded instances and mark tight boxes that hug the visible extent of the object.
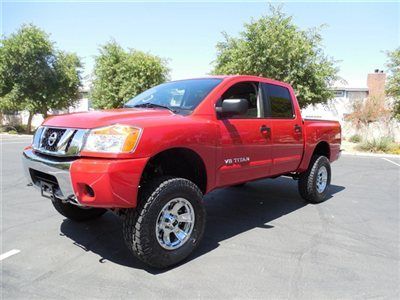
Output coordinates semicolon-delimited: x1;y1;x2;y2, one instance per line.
1;134;399;299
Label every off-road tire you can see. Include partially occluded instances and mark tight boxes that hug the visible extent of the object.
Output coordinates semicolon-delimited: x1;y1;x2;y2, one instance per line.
123;177;206;269
298;155;331;204
52;199;107;221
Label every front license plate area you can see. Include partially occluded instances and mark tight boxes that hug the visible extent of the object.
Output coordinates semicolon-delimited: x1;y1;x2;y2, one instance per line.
41;181;55;200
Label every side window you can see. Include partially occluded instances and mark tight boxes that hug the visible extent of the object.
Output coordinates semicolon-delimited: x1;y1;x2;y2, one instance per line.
263;83;294;119
219;82;261;118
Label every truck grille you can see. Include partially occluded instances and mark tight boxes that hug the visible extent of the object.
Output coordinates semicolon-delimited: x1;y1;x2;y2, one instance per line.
40;128;67;152
33;126;88;157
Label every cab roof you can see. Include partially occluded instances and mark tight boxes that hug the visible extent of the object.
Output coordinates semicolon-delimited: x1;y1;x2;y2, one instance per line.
180;75;288;85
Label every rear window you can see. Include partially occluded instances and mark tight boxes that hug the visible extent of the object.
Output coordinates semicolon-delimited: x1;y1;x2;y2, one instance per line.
263;84;294;119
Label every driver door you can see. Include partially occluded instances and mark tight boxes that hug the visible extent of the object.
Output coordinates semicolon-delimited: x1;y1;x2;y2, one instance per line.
216;81;273;186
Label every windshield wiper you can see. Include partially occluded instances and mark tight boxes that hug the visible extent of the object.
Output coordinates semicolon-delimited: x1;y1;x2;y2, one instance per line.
131;102;176;113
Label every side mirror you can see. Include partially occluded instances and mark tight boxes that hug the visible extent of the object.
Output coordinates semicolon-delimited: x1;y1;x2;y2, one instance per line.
216;98;248;116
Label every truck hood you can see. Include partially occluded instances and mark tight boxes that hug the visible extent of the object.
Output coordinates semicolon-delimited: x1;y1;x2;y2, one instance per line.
43;108;175;129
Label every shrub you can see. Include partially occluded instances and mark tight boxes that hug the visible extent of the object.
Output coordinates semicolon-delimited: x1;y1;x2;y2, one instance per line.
0;124;29;134
12;124;28;133
0;125;17;133
348;134;362;143
357;137;397;153
348;96;391;126
388;146;400;155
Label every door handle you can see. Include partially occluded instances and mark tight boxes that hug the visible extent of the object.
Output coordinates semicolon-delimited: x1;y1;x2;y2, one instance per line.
294;124;302;134
260;125;271;137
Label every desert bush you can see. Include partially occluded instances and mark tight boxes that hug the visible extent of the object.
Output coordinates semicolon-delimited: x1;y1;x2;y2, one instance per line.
388;146;400;155
357;137;397;153
348;96;391;126
348;134;362;143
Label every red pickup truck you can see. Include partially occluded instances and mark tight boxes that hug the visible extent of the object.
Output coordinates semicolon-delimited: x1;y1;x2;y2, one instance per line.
23;75;341;268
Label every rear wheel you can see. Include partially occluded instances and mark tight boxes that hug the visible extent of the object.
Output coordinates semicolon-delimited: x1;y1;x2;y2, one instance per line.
52;199;106;221
123;177;206;269
298;155;331;203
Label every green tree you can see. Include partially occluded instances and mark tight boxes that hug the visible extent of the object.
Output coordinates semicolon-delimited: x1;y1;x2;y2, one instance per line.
91;41;169;109
0;24;82;132
212;7;339;108
385;48;400;119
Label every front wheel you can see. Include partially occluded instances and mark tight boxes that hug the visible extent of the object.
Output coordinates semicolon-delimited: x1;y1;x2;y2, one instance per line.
123;177;206;269
298;155;331;203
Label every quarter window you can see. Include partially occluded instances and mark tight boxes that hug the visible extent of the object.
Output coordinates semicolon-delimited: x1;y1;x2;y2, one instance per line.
263;83;294;119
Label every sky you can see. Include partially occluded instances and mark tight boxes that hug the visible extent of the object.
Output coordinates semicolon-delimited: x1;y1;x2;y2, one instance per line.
2;0;399;88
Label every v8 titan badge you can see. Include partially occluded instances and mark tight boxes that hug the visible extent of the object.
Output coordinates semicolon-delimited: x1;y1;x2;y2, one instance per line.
224;157;250;165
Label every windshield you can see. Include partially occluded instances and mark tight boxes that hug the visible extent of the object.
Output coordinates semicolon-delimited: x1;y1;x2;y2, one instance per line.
124;78;222;114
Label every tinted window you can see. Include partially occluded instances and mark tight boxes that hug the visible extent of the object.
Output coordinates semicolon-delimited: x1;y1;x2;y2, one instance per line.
125;78;222;114
219;82;260;118
263;84;294;118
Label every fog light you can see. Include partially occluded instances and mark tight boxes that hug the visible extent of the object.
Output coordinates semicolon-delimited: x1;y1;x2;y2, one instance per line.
84;184;95;197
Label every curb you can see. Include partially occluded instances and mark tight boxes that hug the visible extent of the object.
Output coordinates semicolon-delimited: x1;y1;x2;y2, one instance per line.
0;133;33;138
341;151;400;159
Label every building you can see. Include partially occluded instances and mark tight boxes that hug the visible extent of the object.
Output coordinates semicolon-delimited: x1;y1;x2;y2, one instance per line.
302;86;369;122
301;70;386;123
302;70;400;142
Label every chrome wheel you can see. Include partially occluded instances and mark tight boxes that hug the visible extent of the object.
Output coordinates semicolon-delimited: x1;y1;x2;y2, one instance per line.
155;198;195;250
316;166;328;193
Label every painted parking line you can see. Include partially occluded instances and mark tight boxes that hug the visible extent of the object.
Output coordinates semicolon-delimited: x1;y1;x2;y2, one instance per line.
0;249;21;261
381;158;400;167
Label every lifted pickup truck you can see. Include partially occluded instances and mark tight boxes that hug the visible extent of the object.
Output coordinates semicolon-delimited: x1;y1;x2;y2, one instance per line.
23;75;341;268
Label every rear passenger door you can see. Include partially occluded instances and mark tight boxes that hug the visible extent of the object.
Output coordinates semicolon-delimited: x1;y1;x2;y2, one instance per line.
261;83;304;175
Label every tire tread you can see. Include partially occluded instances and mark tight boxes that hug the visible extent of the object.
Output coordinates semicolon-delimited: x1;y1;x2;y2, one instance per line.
298;155;331;203
123;176;205;268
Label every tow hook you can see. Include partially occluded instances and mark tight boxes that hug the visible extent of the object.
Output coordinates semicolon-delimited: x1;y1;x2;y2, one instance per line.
40;181;56;201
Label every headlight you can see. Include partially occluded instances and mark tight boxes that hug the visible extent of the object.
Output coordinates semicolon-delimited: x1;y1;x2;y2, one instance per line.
83;124;142;153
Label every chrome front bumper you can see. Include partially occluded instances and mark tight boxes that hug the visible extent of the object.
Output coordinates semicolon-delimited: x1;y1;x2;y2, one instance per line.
22;148;76;201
